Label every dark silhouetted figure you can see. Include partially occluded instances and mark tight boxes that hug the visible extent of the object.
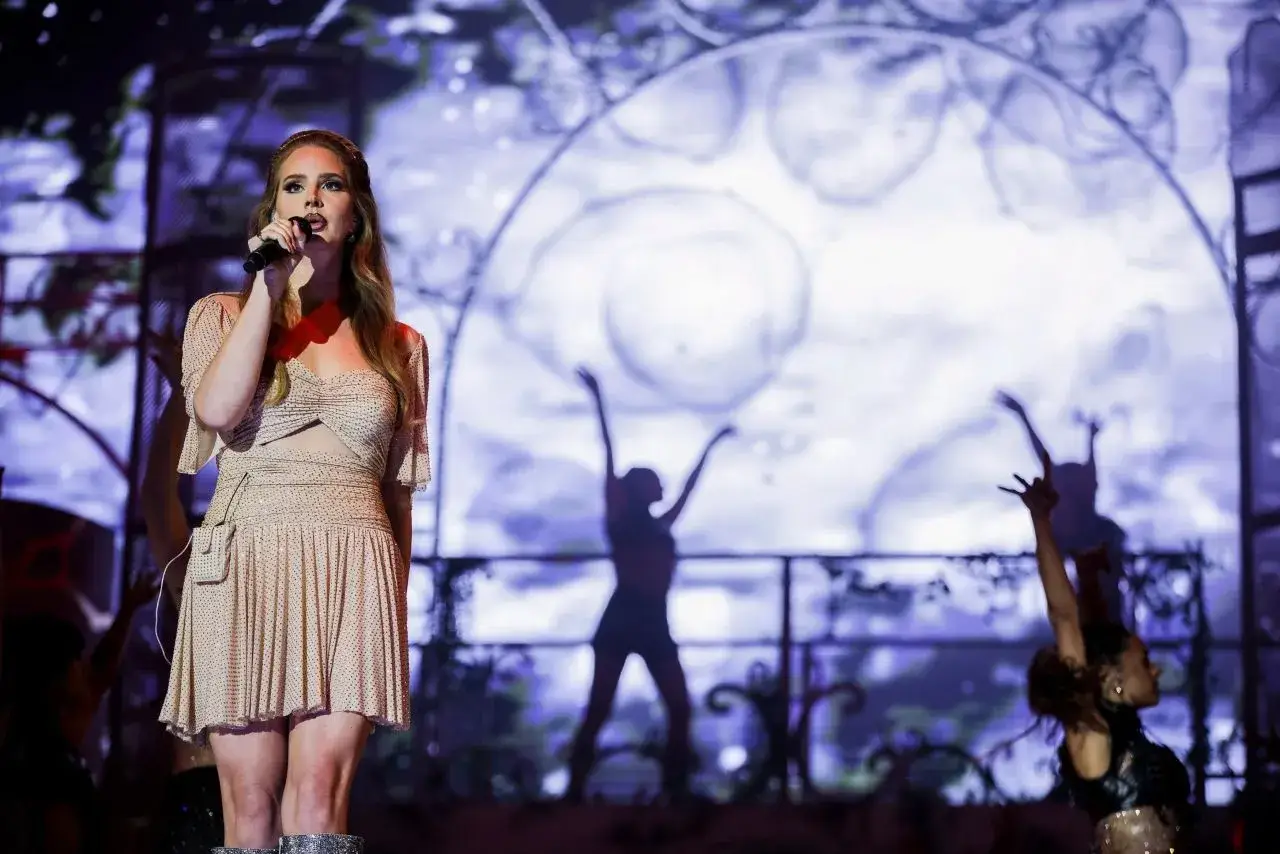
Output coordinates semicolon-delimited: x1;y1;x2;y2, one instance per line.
140;333;223;854
566;366;734;801
0;615;97;854
0;573;157;854
996;391;1126;620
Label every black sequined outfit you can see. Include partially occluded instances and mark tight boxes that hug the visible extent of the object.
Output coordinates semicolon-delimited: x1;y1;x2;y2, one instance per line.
1058;704;1190;854
0;724;101;854
154;766;223;854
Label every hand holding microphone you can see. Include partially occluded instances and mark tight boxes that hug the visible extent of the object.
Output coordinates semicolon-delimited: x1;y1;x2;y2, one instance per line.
245;216;312;299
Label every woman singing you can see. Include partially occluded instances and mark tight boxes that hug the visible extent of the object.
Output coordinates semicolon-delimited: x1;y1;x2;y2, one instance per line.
159;130;429;853
1003;453;1189;854
566;366;734;801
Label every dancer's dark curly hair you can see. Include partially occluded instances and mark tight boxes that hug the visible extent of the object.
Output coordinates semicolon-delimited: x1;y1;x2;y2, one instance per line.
1026;621;1131;728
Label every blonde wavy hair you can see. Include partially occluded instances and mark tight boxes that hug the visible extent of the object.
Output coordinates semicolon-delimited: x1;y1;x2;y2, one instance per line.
240;129;411;420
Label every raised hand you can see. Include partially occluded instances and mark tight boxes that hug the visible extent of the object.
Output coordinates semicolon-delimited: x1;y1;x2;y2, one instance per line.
575;365;601;395
999;452;1058;518
994;390;1026;416
1073;408;1104;438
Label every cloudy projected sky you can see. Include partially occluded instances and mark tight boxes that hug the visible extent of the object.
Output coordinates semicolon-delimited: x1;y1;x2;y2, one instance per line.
0;0;1267;802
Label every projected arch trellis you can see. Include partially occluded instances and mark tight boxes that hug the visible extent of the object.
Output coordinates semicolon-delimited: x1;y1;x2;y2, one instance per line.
106;0;1262;803
418;0;1237;802
437;5;1228;547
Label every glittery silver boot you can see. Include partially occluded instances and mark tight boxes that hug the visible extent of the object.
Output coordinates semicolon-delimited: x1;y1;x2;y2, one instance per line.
277;835;363;854
212;848;277;853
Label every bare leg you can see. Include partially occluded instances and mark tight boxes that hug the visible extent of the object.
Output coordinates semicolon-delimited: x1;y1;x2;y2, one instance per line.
645;651;692;798
210;721;288;847
280;711;371;835
565;650;627;800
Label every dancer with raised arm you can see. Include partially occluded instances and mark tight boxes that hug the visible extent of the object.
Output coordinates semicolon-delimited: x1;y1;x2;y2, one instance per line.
158;130;430;854
1003;453;1189;854
566;366;734;802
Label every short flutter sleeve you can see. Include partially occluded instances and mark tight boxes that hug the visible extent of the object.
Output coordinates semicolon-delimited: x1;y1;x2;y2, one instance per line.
176;295;236;474
385;327;431;490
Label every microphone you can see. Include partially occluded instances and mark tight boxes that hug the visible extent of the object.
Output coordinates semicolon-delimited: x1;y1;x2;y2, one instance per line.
242;216;313;273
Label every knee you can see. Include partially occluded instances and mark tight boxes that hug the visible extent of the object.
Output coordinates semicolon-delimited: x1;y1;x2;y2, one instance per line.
222;776;279;834
284;764;345;831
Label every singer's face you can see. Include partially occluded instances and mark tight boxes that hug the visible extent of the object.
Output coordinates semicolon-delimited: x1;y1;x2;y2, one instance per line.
274;145;356;254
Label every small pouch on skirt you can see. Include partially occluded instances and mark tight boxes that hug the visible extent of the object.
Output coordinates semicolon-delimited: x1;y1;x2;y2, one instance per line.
190;522;235;584
190;471;248;585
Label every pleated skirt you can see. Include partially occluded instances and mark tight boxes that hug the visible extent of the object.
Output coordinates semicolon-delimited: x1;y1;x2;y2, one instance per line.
159;451;411;743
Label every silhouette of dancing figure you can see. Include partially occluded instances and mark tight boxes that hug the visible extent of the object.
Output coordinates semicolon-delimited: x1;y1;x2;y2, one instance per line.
995;391;1126;620
566;366;735;801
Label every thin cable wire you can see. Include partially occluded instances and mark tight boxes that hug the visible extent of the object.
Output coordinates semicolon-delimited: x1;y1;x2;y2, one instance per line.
153;531;193;665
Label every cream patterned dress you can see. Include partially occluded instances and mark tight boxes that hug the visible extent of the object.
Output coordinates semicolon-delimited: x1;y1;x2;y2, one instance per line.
159;293;429;742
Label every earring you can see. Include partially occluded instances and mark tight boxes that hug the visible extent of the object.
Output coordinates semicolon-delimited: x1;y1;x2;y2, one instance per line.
346;232;356;243
1113;685;1123;696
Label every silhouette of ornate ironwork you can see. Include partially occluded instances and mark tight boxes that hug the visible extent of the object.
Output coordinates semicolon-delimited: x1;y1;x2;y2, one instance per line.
344;546;1215;805
415;557;522;800
705;659;867;802
865;731;1010;804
